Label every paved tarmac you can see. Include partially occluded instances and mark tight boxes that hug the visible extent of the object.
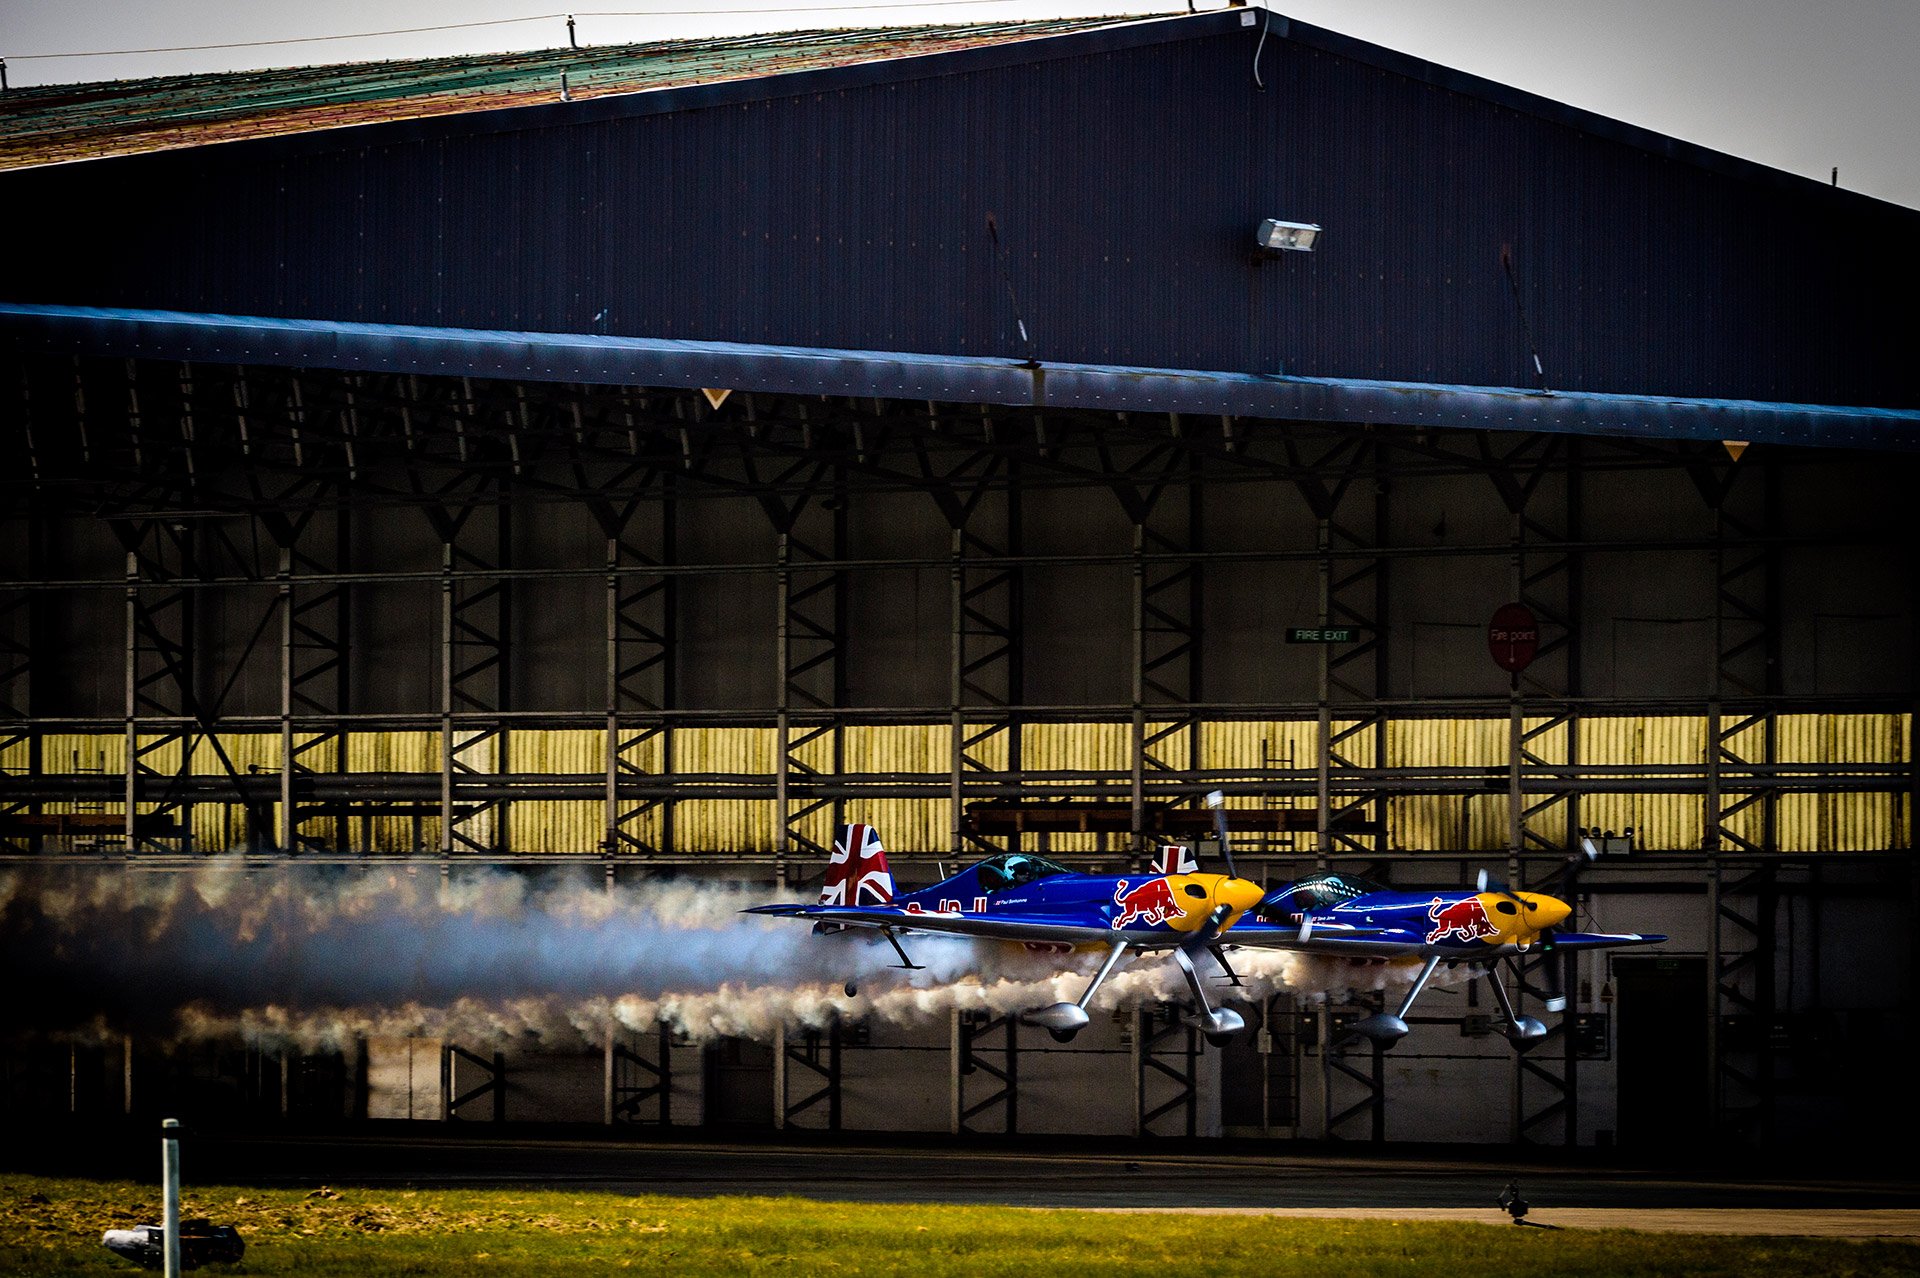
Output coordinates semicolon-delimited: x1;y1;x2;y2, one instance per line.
13;1126;1920;1237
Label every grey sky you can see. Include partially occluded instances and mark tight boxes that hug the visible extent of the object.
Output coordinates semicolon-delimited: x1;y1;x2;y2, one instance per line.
7;1;1917;208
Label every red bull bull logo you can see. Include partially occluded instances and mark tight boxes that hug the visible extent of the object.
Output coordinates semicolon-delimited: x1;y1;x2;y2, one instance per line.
1113;877;1185;929
1425;895;1499;944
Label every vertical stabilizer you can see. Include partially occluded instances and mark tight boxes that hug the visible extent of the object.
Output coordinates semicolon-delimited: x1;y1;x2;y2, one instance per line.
1152;843;1199;874
820;823;896;906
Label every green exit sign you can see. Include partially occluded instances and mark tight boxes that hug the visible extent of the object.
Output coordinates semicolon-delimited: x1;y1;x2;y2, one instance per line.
1286;627;1360;644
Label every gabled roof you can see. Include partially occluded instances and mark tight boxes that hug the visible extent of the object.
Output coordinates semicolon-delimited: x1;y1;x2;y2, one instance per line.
0;15;1137;169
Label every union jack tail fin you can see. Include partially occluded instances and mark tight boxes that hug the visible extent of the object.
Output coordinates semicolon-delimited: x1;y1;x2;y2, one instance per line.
1151;843;1199;874
820;823;896;906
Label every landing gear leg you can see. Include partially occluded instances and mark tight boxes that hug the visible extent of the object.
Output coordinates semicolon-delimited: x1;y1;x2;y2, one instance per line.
1173;944;1246;1045
1484;962;1548;1046
1029;940;1129;1042
1348;953;1442;1048
880;928;923;971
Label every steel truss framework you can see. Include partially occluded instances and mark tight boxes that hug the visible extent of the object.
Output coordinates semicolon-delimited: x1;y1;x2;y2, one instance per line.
1;353;1914;1150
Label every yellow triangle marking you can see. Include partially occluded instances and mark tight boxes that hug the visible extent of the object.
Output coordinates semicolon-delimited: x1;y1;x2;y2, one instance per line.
701;388;732;411
1722;439;1750;461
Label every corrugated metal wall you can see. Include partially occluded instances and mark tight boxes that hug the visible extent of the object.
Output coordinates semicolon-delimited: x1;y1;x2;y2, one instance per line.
5;15;1915;407
18;713;1905;854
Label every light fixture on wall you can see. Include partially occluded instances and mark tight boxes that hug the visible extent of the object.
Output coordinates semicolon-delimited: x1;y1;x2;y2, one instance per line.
1256;218;1321;254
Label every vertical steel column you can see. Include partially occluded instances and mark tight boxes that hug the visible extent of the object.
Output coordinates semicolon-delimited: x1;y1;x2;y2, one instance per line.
275;509;351;853
1698;449;1779;1146
437;501;511;856
1489;436;1582;1145
602;488;676;856
776;1020;844;1130
952;1010;1018;1133
118;522;199;855
1134;1006;1200;1137
775;481;847;864
278;547;294;850
605;1021;674;1125
948;486;1023;857
1130;468;1203;862
1305;441;1388;871
0;507;37;852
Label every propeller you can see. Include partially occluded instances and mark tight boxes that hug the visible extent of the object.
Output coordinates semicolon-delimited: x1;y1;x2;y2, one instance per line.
1536;834;1604;1013
1476;865;1581;1013
1204;789;1238;879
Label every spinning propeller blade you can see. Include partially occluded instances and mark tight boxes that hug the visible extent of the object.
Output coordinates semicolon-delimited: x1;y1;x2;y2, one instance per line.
1531;841;1599;1014
1204;790;1237;879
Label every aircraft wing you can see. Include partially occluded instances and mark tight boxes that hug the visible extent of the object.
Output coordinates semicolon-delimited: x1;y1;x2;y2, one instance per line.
1219;920;1667;956
1219;918;1425;957
745;903;1133;947
1542;931;1667;950
744;905;1198;944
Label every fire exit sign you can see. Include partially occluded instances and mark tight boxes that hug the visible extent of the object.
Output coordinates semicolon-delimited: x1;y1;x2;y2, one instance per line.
1286;627;1360;643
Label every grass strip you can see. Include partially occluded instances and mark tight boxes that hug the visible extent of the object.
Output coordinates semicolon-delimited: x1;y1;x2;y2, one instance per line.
5;1174;1917;1277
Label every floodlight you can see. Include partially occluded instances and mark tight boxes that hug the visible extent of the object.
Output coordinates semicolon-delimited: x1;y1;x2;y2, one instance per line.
1256;218;1321;253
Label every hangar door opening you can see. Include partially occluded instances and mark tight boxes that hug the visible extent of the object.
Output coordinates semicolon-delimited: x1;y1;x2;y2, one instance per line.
1612;956;1707;1149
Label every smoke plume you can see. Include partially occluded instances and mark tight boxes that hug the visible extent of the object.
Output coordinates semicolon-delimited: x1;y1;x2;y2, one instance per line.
0;862;1439;1052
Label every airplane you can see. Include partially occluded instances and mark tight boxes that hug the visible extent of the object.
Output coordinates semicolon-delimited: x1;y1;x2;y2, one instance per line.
748;797;1663;1050
1223;860;1664;1047
751;820;1269;1044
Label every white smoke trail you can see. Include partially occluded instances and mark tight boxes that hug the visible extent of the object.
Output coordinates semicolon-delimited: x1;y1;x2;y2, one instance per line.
2;861;1459;1051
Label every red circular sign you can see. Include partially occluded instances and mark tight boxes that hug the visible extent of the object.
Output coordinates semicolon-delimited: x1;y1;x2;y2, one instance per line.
1488;603;1539;673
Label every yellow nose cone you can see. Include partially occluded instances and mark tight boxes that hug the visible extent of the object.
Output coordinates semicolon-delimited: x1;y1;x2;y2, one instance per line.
1523;894;1572;930
1216;877;1267;924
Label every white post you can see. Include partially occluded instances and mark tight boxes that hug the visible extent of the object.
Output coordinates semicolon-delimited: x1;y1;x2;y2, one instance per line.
160;1118;182;1278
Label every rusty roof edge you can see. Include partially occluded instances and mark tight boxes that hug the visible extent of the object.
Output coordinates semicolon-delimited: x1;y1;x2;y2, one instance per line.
0;12;1213;172
5;303;1917;452
8;5;1910;219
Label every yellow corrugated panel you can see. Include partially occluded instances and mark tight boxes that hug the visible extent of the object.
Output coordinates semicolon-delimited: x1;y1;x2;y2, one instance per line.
835;725;954;854
1388;794;1514;853
1903;715;1913;849
786;801;949;857
509;728;605;775
669;728;776;850
293;734;341;773
1015;722;1120;852
508;801;603;854
1579;716;1706;852
1389;717;1507;769
41;733;124;773
1773;713;1904;852
1139;721;1196;773
1020;721;1129;780
866;799;948;853
786;725;835;776
1197;720;1316;773
676;799;778;852
348;732;439;772
844;723;948;774
499;730;604;855
673;726;776;776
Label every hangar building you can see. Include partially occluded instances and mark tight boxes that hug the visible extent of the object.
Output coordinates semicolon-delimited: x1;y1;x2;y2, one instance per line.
1;8;1915;1149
